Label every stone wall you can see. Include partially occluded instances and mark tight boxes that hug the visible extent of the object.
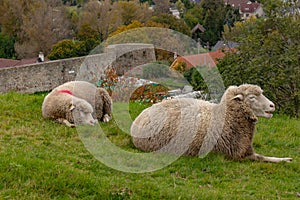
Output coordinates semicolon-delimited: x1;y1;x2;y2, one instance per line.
0;43;155;94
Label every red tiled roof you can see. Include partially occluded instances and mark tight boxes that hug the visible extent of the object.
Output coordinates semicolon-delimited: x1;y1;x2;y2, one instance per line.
170;49;228;70
240;2;261;13
224;0;249;8
0;57;48;69
0;58;20;68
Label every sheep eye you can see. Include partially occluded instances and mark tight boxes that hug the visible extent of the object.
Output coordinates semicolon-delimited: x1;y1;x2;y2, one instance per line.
249;95;256;100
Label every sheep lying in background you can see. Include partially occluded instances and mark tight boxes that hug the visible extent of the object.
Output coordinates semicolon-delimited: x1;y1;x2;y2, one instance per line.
54;81;112;122
131;84;292;163
42;90;97;127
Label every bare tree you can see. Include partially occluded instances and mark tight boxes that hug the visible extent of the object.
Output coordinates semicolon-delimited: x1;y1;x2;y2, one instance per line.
0;0;36;38
15;1;71;58
111;0;152;26
153;0;170;15
78;0;152;42
78;0;113;41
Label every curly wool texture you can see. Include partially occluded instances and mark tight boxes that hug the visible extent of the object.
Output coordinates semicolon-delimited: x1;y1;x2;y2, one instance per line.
54;81;112;122
42;91;94;124
131;84;266;160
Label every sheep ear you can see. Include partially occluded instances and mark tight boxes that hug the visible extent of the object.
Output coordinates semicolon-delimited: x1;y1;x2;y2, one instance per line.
69;102;75;111
232;94;244;101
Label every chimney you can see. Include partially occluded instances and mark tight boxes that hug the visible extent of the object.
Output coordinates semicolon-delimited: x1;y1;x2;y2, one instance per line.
38;52;44;62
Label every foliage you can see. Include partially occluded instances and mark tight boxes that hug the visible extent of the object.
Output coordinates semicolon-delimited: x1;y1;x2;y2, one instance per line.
111;0;152;26
0;33;15;59
153;0;170;14
96;66;119;96
183;0;241;48
0;0;71;59
150;14;191;36
219;15;300;117
183;65;223;99
109;20;145;38
182;4;204;29
0;92;299;199
47;36;100;60
130;84;169;103
184;66;208;92
172;60;187;73
47;39;78;60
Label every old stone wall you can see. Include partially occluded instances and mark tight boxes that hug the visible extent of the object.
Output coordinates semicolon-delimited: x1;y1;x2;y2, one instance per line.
0;44;155;93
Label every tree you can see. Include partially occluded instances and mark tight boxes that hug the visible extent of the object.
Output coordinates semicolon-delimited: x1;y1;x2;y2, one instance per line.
0;33;15;59
111;0;152;26
109;20;145;37
152;0;170;14
183;4;204;28
199;0;227;47
78;0;152;42
0;0;36;38
77;0;112;42
219;14;300;117
47;39;78;60
47;37;99;60
150;14;191;36
14;1;71;58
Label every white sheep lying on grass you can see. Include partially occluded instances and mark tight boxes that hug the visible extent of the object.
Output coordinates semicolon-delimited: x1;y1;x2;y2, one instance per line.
54;81;112;122
131;84;292;163
42;90;97;127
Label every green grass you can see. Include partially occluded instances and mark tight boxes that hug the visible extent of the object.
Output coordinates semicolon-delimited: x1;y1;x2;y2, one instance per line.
0;92;299;199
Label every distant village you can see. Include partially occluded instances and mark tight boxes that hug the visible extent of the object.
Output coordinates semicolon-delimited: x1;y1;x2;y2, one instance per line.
0;0;265;69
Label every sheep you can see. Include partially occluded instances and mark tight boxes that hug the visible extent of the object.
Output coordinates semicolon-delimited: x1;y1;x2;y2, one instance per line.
54;81;112;122
130;84;292;163
42;90;97;127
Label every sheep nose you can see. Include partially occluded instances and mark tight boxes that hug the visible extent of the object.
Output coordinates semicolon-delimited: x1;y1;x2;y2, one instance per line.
270;103;275;109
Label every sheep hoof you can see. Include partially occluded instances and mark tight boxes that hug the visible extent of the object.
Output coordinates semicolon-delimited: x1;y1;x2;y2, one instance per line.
282;157;293;162
102;114;111;123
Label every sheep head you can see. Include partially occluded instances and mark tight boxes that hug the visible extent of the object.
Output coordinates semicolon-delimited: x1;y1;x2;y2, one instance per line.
224;84;275;119
69;98;97;126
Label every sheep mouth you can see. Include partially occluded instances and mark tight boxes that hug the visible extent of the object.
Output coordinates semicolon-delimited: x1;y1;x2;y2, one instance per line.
264;110;274;117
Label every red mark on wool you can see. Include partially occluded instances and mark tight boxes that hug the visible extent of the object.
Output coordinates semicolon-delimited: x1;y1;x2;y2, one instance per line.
57;90;73;95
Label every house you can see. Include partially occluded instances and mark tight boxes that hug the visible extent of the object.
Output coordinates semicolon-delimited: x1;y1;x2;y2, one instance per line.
170;49;228;71
170;8;180;19
213;40;239;51
224;0;249;8
239;2;264;20
225;0;264;20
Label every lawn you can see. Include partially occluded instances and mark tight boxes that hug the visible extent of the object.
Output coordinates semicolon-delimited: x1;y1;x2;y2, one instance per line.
0;92;299;199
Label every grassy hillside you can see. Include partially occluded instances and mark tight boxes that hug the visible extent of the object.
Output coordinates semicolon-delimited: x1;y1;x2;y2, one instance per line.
0;92;299;199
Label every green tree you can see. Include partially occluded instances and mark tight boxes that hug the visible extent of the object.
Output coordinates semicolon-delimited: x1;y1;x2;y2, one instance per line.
184;66;224;100
150;14;191;36
199;0;227;47
47;39;78;60
0;33;15;59
184;67;207;92
182;0;240;48
219;14;300;117
183;5;204;28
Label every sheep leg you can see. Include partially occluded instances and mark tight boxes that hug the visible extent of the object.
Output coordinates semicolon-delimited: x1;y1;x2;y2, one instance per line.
246;153;292;163
102;114;111;123
57;118;75;127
